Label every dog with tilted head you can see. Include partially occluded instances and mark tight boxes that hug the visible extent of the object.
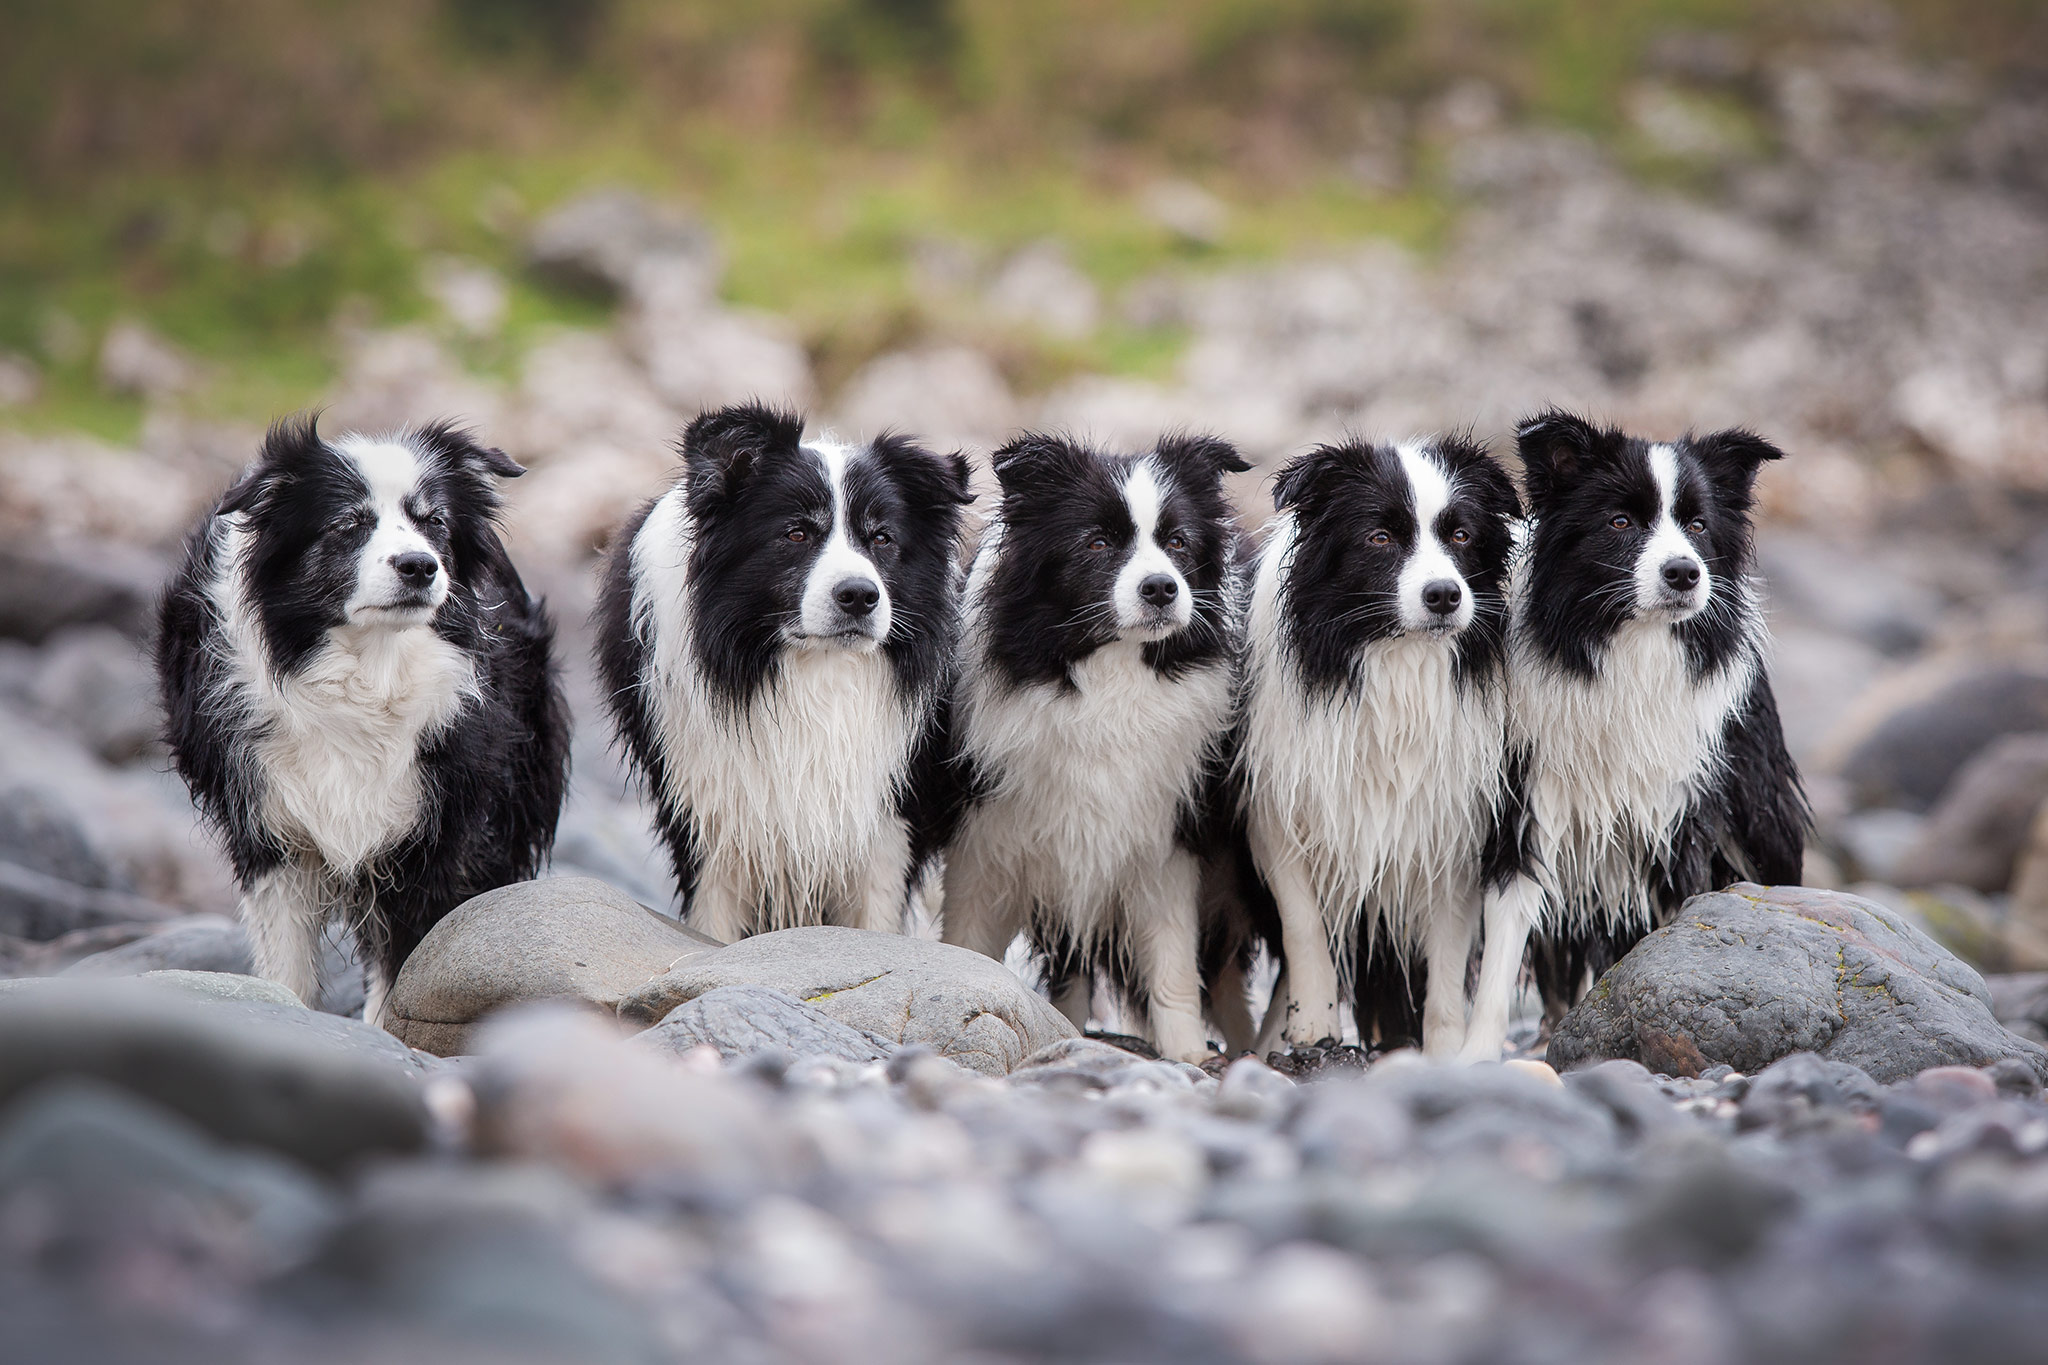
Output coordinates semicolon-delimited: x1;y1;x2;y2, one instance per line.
1458;411;1809;1058
937;432;1254;1063
156;416;569;1022
1237;435;1522;1058
594;403;973;941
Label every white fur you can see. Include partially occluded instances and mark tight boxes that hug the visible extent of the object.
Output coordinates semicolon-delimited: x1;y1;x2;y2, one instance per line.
1111;460;1193;638
1239;508;1505;1054
796;439;892;648
334;436;448;623
1392;442;1474;634
1633;443;1711;617
941;496;1232;1064
628;454;918;941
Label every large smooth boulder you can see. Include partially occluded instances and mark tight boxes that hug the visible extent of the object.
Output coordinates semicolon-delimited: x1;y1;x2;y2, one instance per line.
0;978;429;1172
635;984;896;1066
618;926;1078;1076
1548;884;2048;1083
385;877;720;1056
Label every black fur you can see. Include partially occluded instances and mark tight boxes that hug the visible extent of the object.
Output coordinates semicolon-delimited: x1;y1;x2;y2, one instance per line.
155;414;569;988
1510;411;1809;1012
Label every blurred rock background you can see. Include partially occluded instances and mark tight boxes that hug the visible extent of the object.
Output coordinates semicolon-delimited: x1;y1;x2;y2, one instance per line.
3;0;2048;1019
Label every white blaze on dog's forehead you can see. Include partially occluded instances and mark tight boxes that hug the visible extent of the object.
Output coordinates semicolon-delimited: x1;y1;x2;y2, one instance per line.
1123;458;1166;541
797;438;891;644
336;435;425;506
1392;440;1473;634
1647;443;1679;522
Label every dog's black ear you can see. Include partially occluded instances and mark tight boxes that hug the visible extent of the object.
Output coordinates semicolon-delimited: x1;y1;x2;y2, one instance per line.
1271;443;1355;513
1435;433;1523;520
991;432;1091;501
683;402;804;503
1153;432;1251;487
1690;427;1785;510
220;413;323;516
872;432;977;509
1515;410;1602;505
468;444;525;478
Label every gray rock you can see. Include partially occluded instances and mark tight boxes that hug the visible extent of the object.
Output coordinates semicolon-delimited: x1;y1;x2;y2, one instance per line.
60;914;251;977
386;877;720;1056
636;983;895;1065
526;187;716;300
0;1077;335;1254
1984;971;2048;1039
0;779;123;897
1893;732;2048;892
1837;667;2048;813
139;969;307;1008
0;539;162;645
29;625;158;763
618;926;1079;1076
1548;884;2048;1083
0;978;429;1172
0;855;179;942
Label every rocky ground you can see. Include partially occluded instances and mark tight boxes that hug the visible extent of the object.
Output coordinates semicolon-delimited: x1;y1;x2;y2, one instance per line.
3;20;2048;1363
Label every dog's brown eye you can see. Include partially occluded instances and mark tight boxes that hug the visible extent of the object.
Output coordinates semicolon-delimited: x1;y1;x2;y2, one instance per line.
1686;518;1706;534
870;530;892;548
1367;530;1392;547
1088;535;1110;552
1165;533;1187;552
787;528;809;544
1449;527;1471;545
1610;515;1632;531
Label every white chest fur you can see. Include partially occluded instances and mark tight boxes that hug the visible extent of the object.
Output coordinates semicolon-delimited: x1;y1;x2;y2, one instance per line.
630;489;915;924
213;523;479;877
1510;613;1757;929
1240;517;1504;947
954;631;1232;941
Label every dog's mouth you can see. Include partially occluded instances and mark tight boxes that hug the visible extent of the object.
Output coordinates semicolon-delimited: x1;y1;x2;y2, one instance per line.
794;626;883;651
353;597;439;623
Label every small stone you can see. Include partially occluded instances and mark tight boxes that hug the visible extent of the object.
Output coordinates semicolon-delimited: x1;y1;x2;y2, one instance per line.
526;187;716;300
1504;1058;1563;1087
98;320;198;398
137;969;306;1009
1893;733;2048;893
59;914;250;977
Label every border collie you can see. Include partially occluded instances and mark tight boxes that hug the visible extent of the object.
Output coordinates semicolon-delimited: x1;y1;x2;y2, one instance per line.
157;416;569;1022
1460;411;1809;1057
1237;436;1520;1057
939;432;1249;1064
595;403;972;941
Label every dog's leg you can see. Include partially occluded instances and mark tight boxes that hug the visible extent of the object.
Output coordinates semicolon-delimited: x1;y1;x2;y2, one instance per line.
1262;853;1340;1046
1252;964;1290;1056
1419;892;1477;1058
938;828;1023;961
1050;972;1093;1032
1459;874;1544;1062
241;859;329;1006
1131;850;1209;1065
689;863;753;946
1206;954;1258;1057
853;818;913;935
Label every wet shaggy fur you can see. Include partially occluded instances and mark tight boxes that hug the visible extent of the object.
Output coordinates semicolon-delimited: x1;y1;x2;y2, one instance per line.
1236;436;1522;1057
156;416;569;1020
939;432;1252;1063
594;403;972;942
1493;411;1808;1034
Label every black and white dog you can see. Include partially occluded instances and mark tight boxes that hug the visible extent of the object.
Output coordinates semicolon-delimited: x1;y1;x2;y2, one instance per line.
939;433;1249;1063
157;416;569;1022
1461;412;1809;1056
1237;436;1521;1057
595;403;972;941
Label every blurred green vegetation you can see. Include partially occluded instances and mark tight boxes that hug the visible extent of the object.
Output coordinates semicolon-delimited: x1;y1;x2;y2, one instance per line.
1;0;2041;437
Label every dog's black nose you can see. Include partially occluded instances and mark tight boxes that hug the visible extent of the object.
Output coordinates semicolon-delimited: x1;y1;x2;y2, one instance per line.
392;552;439;583
1662;558;1701;591
1138;574;1179;606
1422;579;1463;615
834;578;881;617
